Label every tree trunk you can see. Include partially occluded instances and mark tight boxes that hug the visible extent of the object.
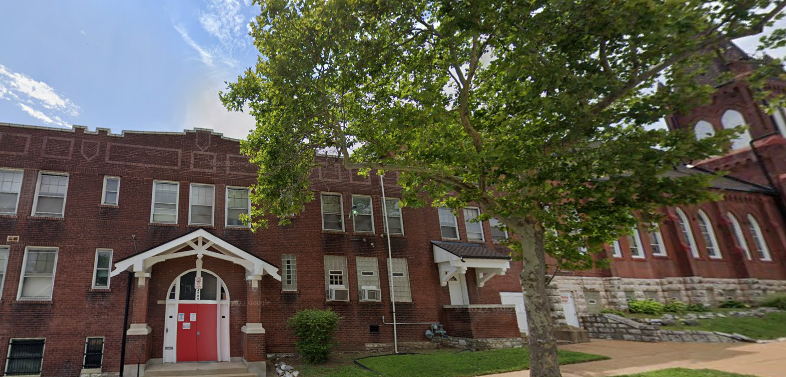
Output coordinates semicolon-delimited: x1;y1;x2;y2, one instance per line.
518;221;562;377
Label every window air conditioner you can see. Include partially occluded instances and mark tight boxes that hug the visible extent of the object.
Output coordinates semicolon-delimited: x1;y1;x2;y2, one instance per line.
329;287;350;301
361;287;381;301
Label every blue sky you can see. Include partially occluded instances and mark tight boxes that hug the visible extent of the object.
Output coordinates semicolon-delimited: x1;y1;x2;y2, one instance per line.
0;2;785;139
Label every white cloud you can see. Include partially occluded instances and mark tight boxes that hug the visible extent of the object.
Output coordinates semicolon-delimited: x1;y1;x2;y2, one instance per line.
174;24;214;66
0;65;78;127
182;81;256;140
19;104;69;127
199;0;247;51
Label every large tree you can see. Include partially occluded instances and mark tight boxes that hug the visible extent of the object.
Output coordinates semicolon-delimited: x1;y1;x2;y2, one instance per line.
222;1;786;376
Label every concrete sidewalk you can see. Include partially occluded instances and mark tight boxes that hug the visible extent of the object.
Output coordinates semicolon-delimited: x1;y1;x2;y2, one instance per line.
486;340;786;377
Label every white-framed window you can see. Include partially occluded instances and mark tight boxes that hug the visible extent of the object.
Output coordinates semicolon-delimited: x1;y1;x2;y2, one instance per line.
189;183;215;226
0;246;8;297
324;255;348;301
151;181;179;224
282;255;297;291
721;109;752;150
83;337;104;370
321;193;344;231
464;207;484;241
384;198;403;235
6;338;46;376
0;169;23;215
92;249;112;289
32;172;69;218
675;208;700;258
694;120;716;140
628;227;645;259
697;210;722;259
438;207;459;240
612;240;622;257
489;218;508;243
18;247;58;300
648;227;667;256
226;187;250;227
727;213;752;260
101;176;120;206
747;215;772;261
388;258;412;302
351;195;374;233
356;256;381;301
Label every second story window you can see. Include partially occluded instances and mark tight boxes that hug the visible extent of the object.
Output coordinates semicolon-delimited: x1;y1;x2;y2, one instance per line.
101;176;120;205
351;195;373;233
226;187;250;227
0;169;23;215
464;207;484;241
189;184;215;226
92;249;112;289
438;207;459;240
384;198;403;235
628;227;645;259
489;218;508;243
33;172;68;218
321;193;344;231
648;228;667;256
19;247;58;300
0;246;8;296
151;181;179;224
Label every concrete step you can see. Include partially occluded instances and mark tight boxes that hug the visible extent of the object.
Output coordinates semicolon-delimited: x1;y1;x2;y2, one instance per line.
145;361;251;377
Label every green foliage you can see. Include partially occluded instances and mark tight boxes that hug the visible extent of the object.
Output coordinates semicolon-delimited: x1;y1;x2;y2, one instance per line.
601;308;627;317
287;309;341;364
628;300;664;315
686;303;709;312
759;293;786;310
663;300;688;314
718;300;748;309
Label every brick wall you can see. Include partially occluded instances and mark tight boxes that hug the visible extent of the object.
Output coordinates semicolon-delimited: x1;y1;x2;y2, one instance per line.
441;305;520;339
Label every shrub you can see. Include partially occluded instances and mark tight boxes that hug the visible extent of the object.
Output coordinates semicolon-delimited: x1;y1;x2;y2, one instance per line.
719;300;748;309
627;299;664;315
663;300;687;313
287;308;341;364
760;294;786;310
601;308;626;317
686;303;708;312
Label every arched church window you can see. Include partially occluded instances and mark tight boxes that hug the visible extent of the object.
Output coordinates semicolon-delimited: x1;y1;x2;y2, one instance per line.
694;120;715;140
721;110;752;150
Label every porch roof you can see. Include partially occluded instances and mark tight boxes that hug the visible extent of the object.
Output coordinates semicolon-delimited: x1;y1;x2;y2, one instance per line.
432;241;511;288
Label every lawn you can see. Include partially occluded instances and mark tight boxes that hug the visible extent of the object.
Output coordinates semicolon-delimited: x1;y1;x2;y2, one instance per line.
617;368;757;377
661;312;786;339
296;347;608;377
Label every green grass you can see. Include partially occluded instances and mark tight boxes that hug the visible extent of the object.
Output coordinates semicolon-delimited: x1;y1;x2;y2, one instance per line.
617;368;757;377
661;312;786;339
297;347;608;377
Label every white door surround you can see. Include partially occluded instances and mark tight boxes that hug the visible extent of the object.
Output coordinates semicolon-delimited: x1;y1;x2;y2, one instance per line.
561;291;580;327
500;292;528;334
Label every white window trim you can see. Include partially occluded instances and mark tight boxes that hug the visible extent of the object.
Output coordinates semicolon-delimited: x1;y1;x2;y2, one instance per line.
439;207;460;240
0;168;23;215
101;176;120;206
6;338;46;376
747;215;773;261
320;192;344;232
351;195;375;234
489;218;509;243
281;255;297;291
82;336;104;372
31;171;69;218
675;208;700;258
464;207;485;242
328;270;345;288
91;249;113;289
188;183;215;226
649;228;668;256
629;227;646;259
612;240;622;258
17;247;58;301
0;245;9;299
150;180;179;224
697;210;722;259
727;213;752;260
225;186;251;228
383;197;404;236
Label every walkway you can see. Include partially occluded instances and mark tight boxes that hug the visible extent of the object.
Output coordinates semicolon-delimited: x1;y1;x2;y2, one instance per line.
488;340;786;377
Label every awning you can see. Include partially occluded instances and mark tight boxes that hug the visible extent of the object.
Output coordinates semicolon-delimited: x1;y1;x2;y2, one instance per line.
432;241;511;288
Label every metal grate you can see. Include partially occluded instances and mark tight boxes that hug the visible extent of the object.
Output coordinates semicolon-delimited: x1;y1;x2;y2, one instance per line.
6;339;45;376
83;337;104;369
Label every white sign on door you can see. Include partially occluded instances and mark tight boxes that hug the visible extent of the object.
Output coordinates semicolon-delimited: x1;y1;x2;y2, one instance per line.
190;313;197;321
178;313;184;321
183;322;191;329
195;276;204;289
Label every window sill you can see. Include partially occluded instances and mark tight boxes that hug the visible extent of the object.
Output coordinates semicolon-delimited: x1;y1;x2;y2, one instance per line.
708;256;724;260
148;222;179;227
322;230;346;234
281;290;299;294
28;216;64;221
81;368;102;374
14;300;53;304
325;300;351;304
385;233;406;238
90;288;112;292
630;256;647;260
226;226;252;231
466;239;486;243
0;213;18;219
187;224;215;229
359;300;383;303
99;204;119;208
651;254;669;259
441;238;461;242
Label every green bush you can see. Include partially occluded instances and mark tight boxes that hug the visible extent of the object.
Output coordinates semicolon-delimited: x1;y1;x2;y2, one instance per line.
760;294;786;310
287;309;341;364
601;308;626;317
686;303;708;312
628;299;664;315
663;300;687;313
719;300;748;309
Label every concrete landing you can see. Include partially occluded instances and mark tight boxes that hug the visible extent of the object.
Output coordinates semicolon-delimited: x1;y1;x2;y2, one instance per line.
145;361;257;377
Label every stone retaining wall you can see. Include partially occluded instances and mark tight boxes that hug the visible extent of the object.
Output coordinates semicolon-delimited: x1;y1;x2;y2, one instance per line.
438;337;525;351
582;314;756;344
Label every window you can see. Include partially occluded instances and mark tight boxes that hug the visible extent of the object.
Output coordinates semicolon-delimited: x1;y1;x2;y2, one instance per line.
226;187;250;227
727;213;752;260
6;339;45;376
388;258;412;302
92;249;112;289
384;198;403;235
189;184;214;225
0;246;8;296
324;255;348;300
282;255;297;291
321;193;344;231
675;208;700;258
489;218;508;243
356;257;381;301
628;227;645;259
697;210;722;259
721;109;752;150
83;337;104;370
693;120;715;140
18;248;57;300
151;181;179;224
351;195;374;233
747;215;772;261
438;207;459;239
101;176;120;205
0;169;23;215
33;172;68;218
611;240;622;257
464;207;484;241
648;228;667;256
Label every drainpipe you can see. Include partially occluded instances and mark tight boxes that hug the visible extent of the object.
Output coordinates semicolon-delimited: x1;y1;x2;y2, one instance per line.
379;173;399;354
119;235;138;377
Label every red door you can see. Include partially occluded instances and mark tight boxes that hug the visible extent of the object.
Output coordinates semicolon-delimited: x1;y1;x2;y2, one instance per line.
176;304;218;362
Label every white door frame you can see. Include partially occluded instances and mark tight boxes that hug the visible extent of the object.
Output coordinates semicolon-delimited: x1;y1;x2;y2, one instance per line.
560;291;580;327
500;292;528;334
447;274;469;305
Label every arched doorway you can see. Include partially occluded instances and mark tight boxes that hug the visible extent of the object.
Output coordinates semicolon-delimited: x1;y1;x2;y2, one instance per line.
163;269;230;363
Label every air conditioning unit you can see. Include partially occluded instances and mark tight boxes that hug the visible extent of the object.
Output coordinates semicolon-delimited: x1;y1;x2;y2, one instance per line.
329;287;350;301
361;287;381;301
